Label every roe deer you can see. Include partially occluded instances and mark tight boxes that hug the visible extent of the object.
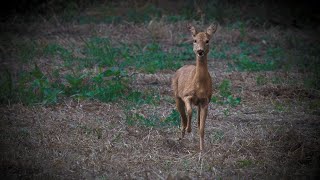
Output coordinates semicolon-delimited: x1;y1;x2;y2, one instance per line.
172;23;217;151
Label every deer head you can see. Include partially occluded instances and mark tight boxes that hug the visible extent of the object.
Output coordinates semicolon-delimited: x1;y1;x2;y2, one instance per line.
188;23;218;58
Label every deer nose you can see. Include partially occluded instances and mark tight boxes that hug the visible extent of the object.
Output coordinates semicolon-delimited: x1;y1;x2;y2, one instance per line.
197;50;204;56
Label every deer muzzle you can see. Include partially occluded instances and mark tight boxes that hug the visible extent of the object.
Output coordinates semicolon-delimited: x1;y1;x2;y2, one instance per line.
197;50;204;57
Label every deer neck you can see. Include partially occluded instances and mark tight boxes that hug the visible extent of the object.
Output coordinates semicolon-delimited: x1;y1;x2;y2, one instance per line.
194;55;209;81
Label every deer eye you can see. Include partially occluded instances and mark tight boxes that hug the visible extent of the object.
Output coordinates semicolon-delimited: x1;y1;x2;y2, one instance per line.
194;40;197;43
205;40;209;44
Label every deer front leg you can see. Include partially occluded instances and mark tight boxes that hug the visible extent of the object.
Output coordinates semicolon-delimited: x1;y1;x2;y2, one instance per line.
176;97;187;139
199;101;209;151
183;96;193;133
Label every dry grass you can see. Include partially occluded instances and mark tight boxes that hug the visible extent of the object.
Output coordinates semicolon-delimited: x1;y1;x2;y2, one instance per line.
1;17;320;179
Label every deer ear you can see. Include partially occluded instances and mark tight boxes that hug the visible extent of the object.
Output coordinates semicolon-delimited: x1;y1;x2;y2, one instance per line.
188;24;197;37
206;23;218;37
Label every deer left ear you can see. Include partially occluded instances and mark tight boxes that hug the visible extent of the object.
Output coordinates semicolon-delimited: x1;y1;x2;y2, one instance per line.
188;24;197;37
206;23;218;38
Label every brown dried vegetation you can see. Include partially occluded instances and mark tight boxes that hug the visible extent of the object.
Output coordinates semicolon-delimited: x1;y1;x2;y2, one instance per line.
1;13;320;180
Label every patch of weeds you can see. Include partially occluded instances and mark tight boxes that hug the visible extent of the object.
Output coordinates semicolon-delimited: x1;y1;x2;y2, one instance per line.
237;159;253;168
13;65;127;105
231;54;277;72
303;60;320;90
210;48;227;60
223;109;230;116
127;90;160;106
229;21;247;39
17;64;63;105
126;4;162;23
165;15;186;22
79;125;103;139
163;160;172;171
163;109;180;127
271;77;282;84
124;108;180;128
64;73;89;96
163;95;175;104
256;75;268;86
182;159;191;169
125;114;136;127
43;43;72;57
76;13;122;25
18;127;30;138
175;42;194;61
95;175;109;180
211;79;241;107
125;112;156;127
42;43;77;68
265;47;285;62
0;69;13;104
308;99;320;114
125;43;181;73
84;68;128;102
140;116;159;127
111;132;122;144
210;130;224;144
273;101;286;112
229;42;285;72
128;112;179;128
4;38;133;105
83;37;119;67
239;42;261;56
15;39;39;63
58;1;81;22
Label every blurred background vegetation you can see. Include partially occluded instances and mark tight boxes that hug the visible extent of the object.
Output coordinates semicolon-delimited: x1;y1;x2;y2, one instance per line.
2;0;319;29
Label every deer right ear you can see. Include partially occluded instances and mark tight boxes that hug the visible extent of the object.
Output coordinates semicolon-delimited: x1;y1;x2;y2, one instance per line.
188;24;197;37
206;23;218;37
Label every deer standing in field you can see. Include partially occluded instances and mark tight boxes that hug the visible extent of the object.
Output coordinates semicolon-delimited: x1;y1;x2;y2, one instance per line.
172;23;217;151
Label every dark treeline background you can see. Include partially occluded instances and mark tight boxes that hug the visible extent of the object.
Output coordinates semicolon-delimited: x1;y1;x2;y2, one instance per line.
1;0;319;30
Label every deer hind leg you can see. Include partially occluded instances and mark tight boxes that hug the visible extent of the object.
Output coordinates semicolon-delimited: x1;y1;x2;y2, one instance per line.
183;96;193;133
176;97;187;139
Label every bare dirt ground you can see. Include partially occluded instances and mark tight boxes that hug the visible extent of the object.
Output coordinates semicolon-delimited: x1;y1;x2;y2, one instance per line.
1;20;320;179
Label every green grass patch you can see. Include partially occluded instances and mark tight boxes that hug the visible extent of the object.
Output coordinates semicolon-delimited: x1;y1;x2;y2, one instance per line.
64;68;128;102
174;42;195;61
229;42;285;72
211;79;241;107
123;88;178;128
16;64;63;104
231;54;277;72
210;48;228;60
3;64;128;105
237;159;253;168
82;37;120;67
123;42;182;73
1;37;187;105
164;109;180;127
127;90;160;106
43;43;72;57
239;42;261;56
125;111;179;128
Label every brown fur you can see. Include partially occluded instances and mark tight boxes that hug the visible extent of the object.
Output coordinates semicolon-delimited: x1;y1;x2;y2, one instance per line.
172;23;217;151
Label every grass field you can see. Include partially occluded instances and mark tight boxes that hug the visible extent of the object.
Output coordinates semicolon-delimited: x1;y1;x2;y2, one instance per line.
1;1;320;179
